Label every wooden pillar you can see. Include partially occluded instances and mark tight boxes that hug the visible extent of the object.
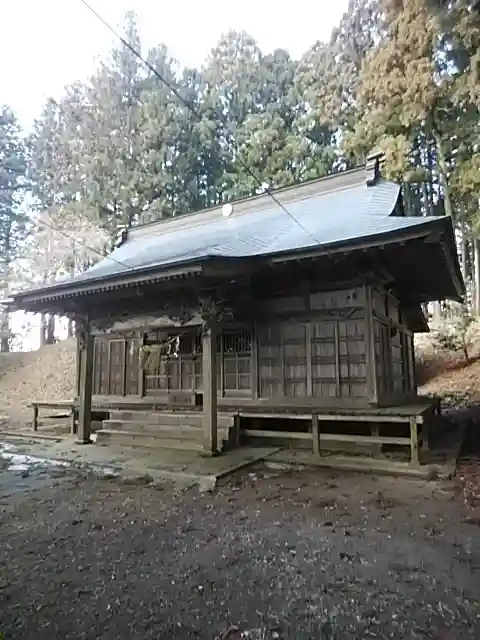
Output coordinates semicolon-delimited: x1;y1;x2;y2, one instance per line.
370;423;382;456
409;417;419;467
75;333;82;400
138;332;146;397
364;285;378;406
422;423;429;452
70;408;77;435
202;323;218;455
251;322;258;399
77;320;94;444
312;414;320;456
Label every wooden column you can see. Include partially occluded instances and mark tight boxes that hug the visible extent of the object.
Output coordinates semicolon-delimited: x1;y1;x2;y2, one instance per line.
77;320;94;444
409;417;419;467
312;414;320;456
422;423;429;452
138;332;145;397
251;322;258;399
364;285;378;406
202;323;218;456
75;332;82;400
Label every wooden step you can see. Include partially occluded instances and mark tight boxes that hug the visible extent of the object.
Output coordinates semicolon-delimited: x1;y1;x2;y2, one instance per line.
108;410;234;429
102;419;230;441
96;429;205;452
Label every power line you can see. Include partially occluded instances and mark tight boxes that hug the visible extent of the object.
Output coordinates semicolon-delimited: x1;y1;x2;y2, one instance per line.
78;0;322;247
27;210;133;272
40;98;218;254
30;85;211;274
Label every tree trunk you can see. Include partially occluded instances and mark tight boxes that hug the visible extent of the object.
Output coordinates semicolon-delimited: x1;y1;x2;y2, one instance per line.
39;314;47;348
461;226;469;283
474;237;480;316
0;310;10;353
432;127;453;218
46;315;55;344
427;142;435;216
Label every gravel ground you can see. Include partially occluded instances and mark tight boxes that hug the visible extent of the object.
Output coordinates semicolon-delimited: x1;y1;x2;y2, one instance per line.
1;460;480;640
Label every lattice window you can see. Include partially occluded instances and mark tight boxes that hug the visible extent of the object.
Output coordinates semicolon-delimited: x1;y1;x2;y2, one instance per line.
222;329;252;392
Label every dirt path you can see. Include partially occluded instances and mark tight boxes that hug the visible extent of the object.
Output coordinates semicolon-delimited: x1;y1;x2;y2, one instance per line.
1;461;479;640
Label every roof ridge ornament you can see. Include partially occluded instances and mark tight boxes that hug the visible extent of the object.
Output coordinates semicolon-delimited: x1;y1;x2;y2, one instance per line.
366;150;386;187
113;225;128;249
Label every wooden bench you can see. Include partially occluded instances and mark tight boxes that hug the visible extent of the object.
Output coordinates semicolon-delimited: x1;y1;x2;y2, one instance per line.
240;399;439;468
31;401;77;434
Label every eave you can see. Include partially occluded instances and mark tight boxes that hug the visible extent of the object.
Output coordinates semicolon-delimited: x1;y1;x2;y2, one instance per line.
8;215;464;314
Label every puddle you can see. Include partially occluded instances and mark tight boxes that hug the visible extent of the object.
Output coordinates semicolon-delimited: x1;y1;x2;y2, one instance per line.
0;442;71;473
8;463;29;472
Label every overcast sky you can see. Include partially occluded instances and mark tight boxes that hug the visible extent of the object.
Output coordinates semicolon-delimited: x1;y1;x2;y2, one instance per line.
2;0;349;128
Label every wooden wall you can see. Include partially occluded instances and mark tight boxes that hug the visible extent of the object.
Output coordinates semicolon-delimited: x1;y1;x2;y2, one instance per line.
90;284;417;408
93;336;141;396
371;288;416;405
257;317;367;402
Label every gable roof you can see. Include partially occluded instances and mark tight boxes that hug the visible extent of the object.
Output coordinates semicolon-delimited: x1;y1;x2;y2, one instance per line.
86;169;405;282
9;164;464;307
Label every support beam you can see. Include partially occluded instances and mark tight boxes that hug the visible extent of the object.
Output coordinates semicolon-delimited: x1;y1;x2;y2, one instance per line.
370;424;382;456
70;408;77;435
77;320;94;444
138;331;145;397
312;414;320;456
409;417;419;467
364;285;378;406
422;424;429;452
75;334;81;399
202;324;218;455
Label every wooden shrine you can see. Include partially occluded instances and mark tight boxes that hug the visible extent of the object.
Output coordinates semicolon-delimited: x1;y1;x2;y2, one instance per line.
9;155;464;465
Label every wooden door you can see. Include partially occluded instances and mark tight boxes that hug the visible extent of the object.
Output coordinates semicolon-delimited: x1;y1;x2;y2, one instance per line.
143;330;201;396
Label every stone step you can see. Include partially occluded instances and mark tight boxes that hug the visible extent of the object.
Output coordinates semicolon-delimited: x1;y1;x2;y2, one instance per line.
96;429;206;452
108;410;235;429
102;419;231;441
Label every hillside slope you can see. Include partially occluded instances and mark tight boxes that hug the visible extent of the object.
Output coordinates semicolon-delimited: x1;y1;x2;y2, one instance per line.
0;339;76;426
0;335;478;428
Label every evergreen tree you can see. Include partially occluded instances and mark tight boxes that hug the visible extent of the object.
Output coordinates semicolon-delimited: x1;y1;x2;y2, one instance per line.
349;0;478;222
295;0;382;174
0;106;27;351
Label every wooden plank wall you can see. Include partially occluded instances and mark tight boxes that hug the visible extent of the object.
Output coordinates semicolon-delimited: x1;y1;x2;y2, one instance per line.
257;317;367;401
91;285;414;406
371;288;415;403
93;336;140;396
257;287;368;402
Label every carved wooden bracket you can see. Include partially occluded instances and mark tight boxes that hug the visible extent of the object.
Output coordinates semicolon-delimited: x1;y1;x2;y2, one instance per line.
199;296;233;331
166;305;194;326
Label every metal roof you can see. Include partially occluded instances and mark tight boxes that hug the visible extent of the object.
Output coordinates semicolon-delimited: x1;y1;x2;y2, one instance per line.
10;166;462;305
70;174;437;284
